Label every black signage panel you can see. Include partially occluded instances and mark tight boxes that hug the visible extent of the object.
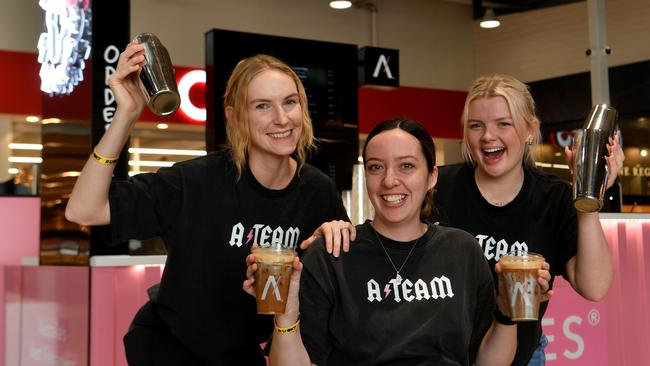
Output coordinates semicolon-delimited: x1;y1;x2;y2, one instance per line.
90;0;130;256
358;46;399;88
91;0;130;182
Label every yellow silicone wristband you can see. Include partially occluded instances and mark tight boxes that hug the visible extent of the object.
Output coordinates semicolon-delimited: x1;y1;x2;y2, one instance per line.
274;319;300;335
91;149;119;166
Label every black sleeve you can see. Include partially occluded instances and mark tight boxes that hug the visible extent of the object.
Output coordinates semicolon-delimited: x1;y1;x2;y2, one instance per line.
555;183;578;279
299;238;335;365
469;254;497;364
108;166;183;247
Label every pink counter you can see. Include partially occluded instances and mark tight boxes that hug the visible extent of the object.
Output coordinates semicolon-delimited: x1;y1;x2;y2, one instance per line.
0;197;40;365
543;213;650;364
3;213;650;365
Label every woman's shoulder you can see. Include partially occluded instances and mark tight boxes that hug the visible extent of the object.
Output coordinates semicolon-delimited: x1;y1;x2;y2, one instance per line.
300;163;334;181
438;162;468;178
166;150;235;176
437;163;472;190
525;164;572;193
433;224;477;245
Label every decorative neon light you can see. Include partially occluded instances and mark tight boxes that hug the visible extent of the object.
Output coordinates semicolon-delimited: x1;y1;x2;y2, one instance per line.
37;0;92;95
177;70;206;122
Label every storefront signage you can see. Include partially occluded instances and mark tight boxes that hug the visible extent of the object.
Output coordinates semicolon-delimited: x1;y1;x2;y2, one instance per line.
37;0;92;95
620;165;650;177
177;70;206;122
358;46;399;88
549;130;579;149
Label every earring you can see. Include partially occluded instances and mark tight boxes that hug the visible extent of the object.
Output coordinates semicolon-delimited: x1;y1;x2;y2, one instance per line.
526;138;534;146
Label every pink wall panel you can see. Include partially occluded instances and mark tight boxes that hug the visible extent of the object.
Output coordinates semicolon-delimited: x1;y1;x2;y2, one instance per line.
90;265;163;366
19;266;89;366
543;218;650;365
0;197;40;366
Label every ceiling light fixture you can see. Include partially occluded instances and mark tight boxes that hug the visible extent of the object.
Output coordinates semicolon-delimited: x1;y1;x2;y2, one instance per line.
329;1;352;9
641;149;648;157
480;8;500;29
8;157;43;164
9;143;43;151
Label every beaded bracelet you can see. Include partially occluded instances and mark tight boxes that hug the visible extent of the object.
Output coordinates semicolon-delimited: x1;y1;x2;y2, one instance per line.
91;149;119;166
494;309;516;326
274;319;300;335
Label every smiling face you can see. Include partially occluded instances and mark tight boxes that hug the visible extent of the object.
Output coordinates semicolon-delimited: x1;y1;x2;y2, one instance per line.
246;69;303;162
466;96;533;180
364;128;437;233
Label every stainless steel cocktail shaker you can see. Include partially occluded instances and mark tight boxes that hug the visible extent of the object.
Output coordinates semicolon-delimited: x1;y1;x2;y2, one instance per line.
134;33;180;116
572;104;617;212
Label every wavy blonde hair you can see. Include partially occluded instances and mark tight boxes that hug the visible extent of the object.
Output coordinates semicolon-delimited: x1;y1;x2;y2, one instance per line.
460;74;541;166
223;54;314;178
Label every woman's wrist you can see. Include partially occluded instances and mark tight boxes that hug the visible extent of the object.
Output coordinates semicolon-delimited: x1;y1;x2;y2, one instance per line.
274;316;300;334
274;313;299;328
494;308;516;326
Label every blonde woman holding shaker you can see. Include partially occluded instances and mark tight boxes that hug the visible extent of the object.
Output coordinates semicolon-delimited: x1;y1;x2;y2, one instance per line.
245;118;553;366
66;40;352;365
432;74;624;366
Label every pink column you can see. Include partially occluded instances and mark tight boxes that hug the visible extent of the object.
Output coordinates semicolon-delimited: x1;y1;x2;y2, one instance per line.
603;218;650;365
0;197;40;366
543;215;650;365
19;266;89;366
90;264;163;366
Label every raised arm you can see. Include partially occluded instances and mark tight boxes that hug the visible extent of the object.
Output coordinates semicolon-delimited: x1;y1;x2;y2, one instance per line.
65;40;147;226
564;134;623;300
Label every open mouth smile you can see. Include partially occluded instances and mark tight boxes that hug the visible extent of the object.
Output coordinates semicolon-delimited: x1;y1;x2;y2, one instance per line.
382;194;406;204
268;130;292;138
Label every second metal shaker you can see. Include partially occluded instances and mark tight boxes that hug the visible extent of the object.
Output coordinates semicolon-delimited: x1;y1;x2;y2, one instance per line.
572;104;618;213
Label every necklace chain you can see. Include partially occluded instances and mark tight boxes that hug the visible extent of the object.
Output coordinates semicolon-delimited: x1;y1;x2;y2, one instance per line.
371;225;421;285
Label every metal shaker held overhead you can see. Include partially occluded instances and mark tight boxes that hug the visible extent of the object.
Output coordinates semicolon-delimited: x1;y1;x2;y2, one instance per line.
134;33;180;116
572;104;618;213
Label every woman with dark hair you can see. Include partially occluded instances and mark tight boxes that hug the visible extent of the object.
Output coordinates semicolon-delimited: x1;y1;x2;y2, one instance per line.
65;41;352;365
245;118;552;366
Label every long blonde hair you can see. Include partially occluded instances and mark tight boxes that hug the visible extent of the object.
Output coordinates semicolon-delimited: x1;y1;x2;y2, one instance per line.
460;74;541;166
223;54;314;178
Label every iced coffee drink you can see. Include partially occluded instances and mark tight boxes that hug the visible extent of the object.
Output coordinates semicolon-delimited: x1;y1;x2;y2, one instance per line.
499;252;545;321
252;246;296;314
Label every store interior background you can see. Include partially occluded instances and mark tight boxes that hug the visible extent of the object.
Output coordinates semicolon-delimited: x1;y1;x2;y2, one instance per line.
1;0;649;211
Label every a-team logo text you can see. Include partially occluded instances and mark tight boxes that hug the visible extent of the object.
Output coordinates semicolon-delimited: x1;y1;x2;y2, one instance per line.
367;276;454;303
229;223;300;249
475;234;529;261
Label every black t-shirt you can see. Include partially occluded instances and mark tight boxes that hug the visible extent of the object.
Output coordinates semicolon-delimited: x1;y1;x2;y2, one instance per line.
109;150;349;365
300;221;495;366
432;162;578;366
